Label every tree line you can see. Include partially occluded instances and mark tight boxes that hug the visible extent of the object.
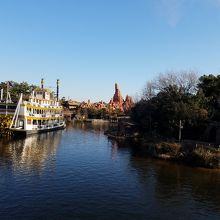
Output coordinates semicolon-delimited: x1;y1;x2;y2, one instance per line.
131;72;220;141
0;81;37;101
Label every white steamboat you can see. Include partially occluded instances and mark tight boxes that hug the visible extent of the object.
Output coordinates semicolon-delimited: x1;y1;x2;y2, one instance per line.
3;79;65;136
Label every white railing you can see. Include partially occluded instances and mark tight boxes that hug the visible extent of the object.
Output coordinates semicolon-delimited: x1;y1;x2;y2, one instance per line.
32;125;38;129
30;121;65;130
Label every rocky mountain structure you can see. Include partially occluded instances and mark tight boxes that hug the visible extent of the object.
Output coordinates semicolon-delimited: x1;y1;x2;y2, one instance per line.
79;99;106;110
123;95;134;112
113;83;124;105
109;83;134;112
63;83;134;120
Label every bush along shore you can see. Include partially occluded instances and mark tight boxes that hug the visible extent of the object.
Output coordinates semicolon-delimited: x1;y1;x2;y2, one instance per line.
105;121;220;169
138;139;220;169
0;115;13;137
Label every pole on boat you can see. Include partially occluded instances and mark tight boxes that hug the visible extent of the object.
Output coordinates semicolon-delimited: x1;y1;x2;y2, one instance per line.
5;81;9;115
0;88;3;101
56;79;59;101
41;78;44;89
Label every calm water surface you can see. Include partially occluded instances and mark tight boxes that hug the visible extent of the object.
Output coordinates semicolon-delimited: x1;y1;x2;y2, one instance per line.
0;123;220;220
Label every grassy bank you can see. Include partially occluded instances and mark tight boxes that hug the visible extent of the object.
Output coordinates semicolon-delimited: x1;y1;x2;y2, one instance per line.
138;140;220;169
105;126;220;169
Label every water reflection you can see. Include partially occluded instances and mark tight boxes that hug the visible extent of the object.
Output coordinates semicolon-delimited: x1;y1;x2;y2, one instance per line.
0;123;220;219
111;140;220;218
105;140;220;219
69;121;109;134
0;131;62;174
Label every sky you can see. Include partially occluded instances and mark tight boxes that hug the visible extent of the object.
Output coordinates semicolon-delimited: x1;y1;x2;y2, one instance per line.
0;0;220;102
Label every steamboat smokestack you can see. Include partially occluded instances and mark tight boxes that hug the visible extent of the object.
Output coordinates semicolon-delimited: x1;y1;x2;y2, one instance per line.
41;78;44;89
0;88;3;101
56;79;60;101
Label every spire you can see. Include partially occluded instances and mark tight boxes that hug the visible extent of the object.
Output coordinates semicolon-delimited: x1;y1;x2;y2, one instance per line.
115;83;118;91
113;83;123;104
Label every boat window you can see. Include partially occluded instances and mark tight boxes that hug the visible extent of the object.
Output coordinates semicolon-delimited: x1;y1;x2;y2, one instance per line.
19;120;24;128
8;105;16;109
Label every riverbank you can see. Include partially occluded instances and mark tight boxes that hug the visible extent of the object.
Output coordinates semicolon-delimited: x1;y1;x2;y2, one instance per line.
73;119;110;124
138;139;220;169
105;127;220;169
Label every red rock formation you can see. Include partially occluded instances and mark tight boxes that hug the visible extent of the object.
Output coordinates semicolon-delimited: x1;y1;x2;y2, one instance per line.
109;83;134;112
123;95;134;112
78;83;134;114
113;83;124;105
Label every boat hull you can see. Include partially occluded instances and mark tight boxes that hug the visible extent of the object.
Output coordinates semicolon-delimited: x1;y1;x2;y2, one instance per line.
10;124;66;137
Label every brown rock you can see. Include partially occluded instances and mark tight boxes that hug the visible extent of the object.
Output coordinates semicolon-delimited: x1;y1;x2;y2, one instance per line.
123;95;134;112
108;83;133;112
113;83;124;105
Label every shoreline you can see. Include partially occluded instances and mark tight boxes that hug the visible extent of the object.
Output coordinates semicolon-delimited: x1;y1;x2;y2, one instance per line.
105;129;220;169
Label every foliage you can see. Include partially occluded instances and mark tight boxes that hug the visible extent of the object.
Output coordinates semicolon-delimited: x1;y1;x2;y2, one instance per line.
0;81;37;100
197;74;220;120
192;146;220;168
87;107;109;119
155;142;181;157
0;115;13;136
131;72;219;140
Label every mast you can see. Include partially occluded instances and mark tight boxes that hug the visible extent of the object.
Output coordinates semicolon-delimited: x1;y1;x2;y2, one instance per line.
5;81;9;115
56;79;59;101
41;78;44;90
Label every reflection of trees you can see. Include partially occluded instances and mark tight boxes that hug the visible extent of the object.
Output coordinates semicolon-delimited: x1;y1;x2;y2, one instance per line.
67;121;109;132
109;139;135;161
149;161;220;211
0;131;62;174
128;151;157;188
187;169;220;213
116;140;220;216
152;162;220;216
66;121;109;143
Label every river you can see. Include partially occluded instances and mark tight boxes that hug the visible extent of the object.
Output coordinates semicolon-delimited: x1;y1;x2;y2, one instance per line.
0;122;220;220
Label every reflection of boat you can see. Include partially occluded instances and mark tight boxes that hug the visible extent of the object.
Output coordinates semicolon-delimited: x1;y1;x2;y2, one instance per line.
0;131;62;173
9;79;65;136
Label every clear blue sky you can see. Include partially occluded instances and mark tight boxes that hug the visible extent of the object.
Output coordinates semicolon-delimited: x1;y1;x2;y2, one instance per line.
0;0;220;102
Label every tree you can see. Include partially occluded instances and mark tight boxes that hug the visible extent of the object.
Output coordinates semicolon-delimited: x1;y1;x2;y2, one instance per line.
198;74;220;121
0;81;37;101
132;72;208;140
152;70;198;94
142;81;156;100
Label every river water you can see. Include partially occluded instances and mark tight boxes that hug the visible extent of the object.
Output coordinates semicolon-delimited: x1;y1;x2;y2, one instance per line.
0;122;220;220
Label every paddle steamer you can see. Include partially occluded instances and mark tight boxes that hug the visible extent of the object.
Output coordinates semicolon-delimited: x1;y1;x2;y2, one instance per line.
0;79;65;135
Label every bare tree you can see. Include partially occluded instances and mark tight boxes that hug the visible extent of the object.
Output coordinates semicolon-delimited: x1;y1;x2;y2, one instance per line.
155;71;178;91
177;70;198;94
142;70;199;100
157;70;198;92
133;92;141;103
142;81;156;100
